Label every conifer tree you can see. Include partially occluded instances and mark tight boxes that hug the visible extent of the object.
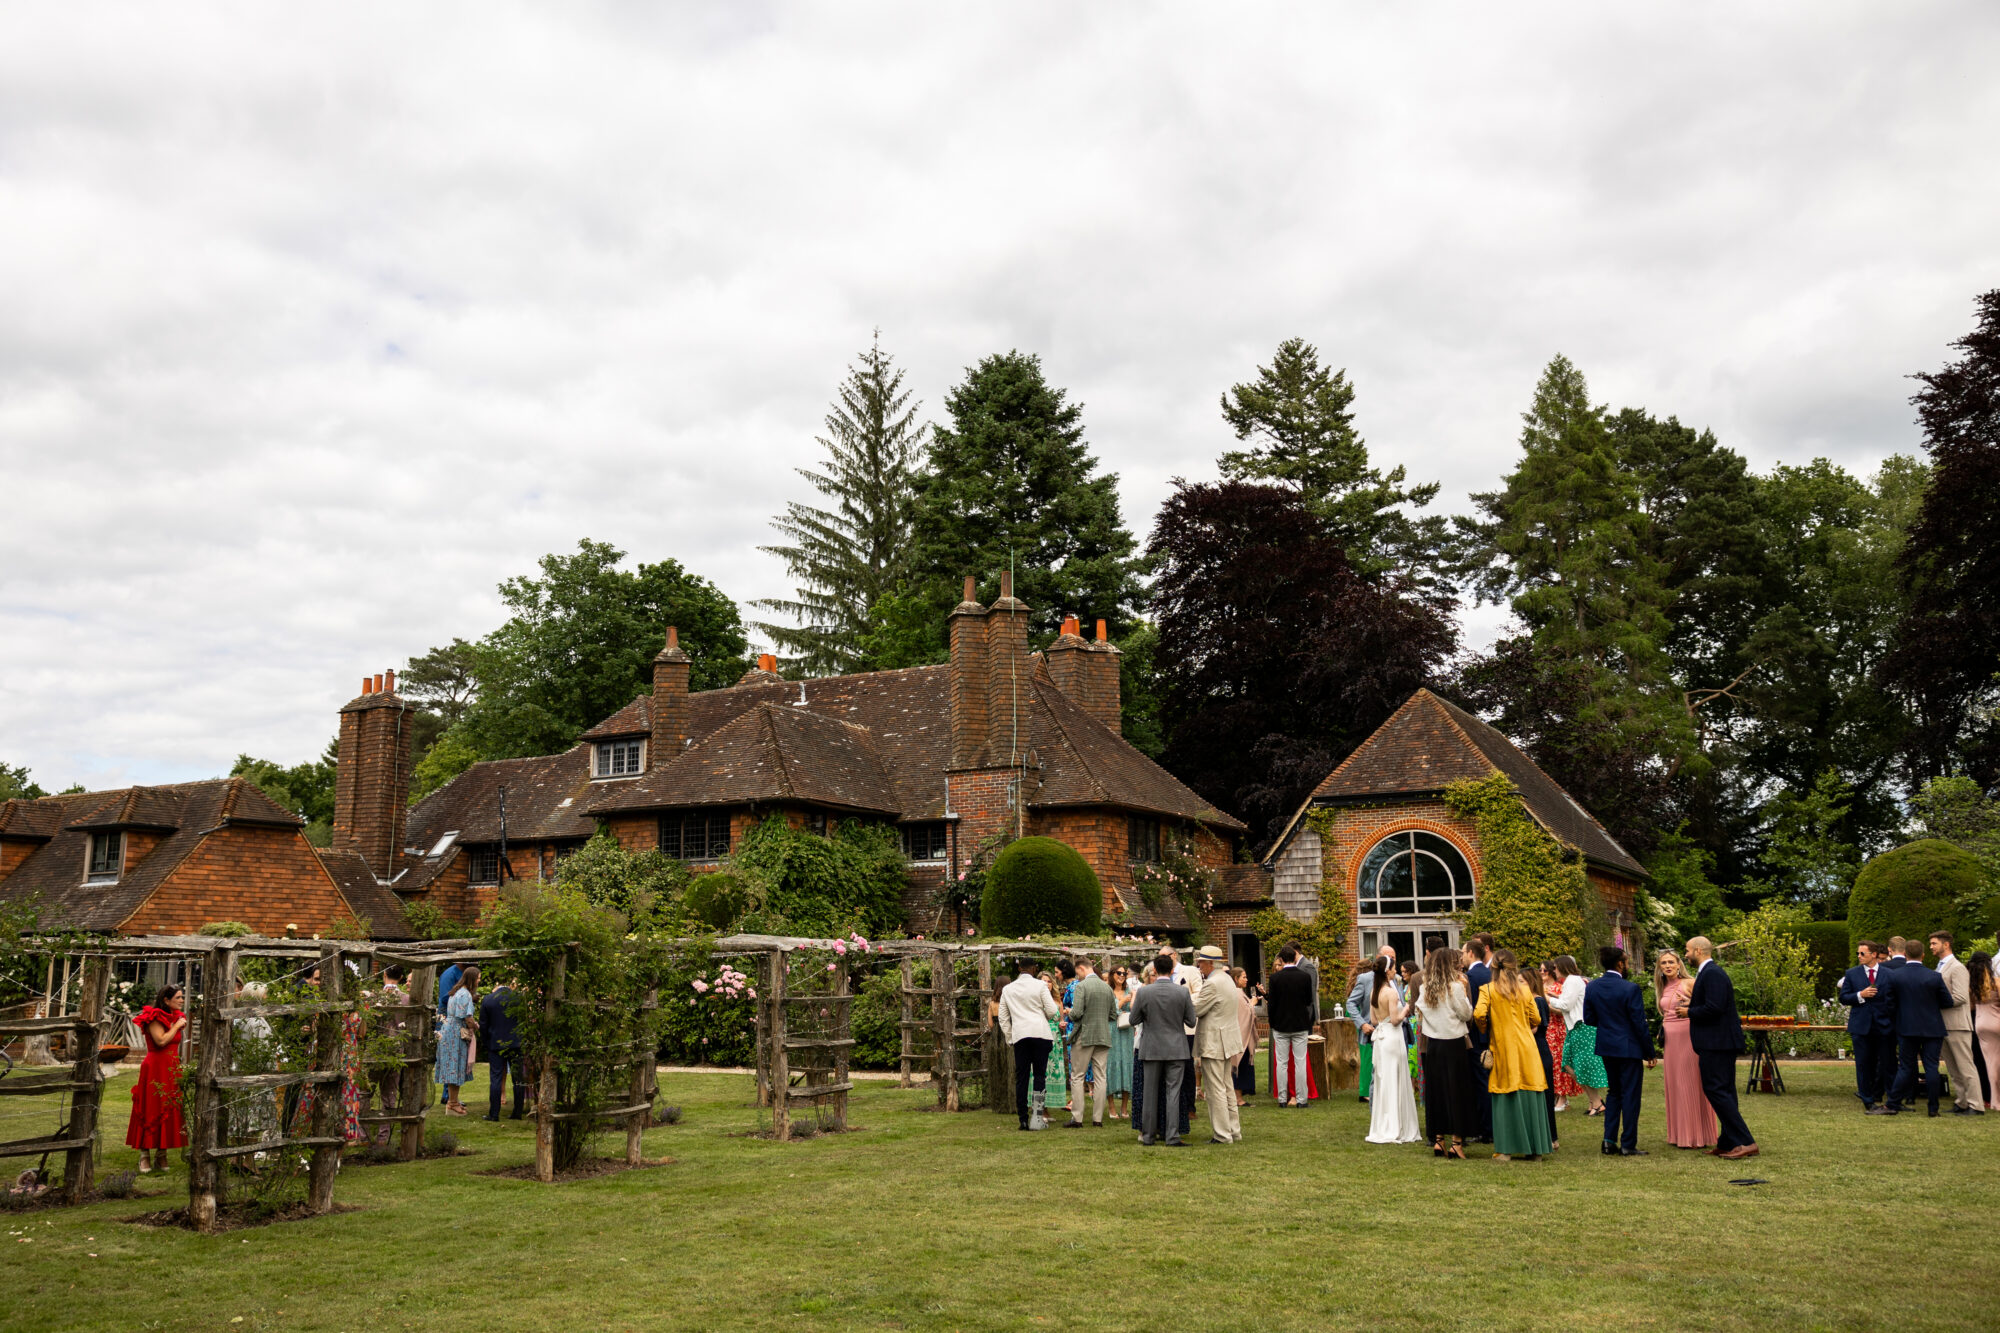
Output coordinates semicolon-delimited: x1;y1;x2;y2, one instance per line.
754;334;925;675
1219;337;1457;588
909;351;1142;642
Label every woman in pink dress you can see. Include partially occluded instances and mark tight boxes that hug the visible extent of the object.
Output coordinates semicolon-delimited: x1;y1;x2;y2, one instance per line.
1654;951;1716;1149
1968;951;2000;1111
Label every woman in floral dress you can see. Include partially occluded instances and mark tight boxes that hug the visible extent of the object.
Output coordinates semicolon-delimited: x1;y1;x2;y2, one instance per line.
435;965;480;1116
1539;960;1583;1111
1043;971;1068;1111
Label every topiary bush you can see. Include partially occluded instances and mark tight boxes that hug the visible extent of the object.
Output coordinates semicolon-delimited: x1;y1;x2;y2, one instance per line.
1850;840;1982;957
980;837;1102;937
1788;921;1852;999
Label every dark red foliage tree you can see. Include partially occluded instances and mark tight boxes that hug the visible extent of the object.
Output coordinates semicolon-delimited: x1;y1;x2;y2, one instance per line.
1881;289;2000;787
1149;480;1457;846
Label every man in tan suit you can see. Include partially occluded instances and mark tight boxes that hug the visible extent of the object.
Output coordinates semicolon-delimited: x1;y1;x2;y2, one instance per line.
1932;931;1983;1115
1193;946;1246;1144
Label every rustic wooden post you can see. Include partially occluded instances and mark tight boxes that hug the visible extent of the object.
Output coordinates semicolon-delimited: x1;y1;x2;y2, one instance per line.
534;948;567;1183
61;955;110;1202
975;947;993;1111
768;948;790;1142
897;958;916;1088
189;945;233;1233
933;946;956;1111
399;963;436;1161
306;944;344;1215
625;984;658;1165
831;956;850;1132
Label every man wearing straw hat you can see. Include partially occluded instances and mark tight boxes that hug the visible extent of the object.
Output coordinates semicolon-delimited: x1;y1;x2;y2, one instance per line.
1193;945;1246;1143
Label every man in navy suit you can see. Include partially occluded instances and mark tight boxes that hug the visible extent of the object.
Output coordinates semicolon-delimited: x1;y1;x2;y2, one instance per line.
1684;936;1758;1159
1874;938;1957;1117
1838;941;1898;1111
1463;936;1494;1143
1881;938;1912;1105
1584;945;1658;1156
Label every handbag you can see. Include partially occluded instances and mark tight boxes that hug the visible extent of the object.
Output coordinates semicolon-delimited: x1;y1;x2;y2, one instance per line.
1479;1049;1494;1070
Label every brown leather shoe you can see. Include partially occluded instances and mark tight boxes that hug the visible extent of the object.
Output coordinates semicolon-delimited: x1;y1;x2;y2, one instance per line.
1720;1144;1760;1160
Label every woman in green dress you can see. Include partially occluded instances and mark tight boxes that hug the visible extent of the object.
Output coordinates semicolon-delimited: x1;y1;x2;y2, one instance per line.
1106;965;1135;1119
1043;971;1069;1111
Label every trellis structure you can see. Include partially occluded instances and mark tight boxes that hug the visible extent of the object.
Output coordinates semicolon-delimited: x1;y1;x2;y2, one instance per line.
519;944;661;1182
0;955;111;1202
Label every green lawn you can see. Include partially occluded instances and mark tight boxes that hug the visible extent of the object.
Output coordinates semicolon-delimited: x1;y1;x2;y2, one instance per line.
7;1060;1998;1332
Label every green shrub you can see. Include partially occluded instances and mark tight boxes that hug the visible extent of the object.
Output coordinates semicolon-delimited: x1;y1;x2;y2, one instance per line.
1788;920;1852;999
1849;840;1982;957
729;817;910;940
980;837;1102;937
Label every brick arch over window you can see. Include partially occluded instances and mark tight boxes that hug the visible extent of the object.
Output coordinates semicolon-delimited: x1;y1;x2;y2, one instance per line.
1342;818;1480;918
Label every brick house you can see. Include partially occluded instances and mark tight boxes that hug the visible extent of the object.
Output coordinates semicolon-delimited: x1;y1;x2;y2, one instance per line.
1231;688;1648;973
0;778;404;938
355;574;1245;935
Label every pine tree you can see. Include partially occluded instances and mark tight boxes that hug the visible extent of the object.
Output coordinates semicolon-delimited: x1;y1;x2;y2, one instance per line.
910;351;1142;641
753;334;925;675
1218;337;1457;588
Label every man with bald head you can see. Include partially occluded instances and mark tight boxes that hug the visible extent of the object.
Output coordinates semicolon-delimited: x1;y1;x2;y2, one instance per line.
1684;936;1757;1159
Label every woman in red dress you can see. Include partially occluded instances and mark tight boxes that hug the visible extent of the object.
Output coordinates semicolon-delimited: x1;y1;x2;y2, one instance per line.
127;984;189;1172
1539;961;1583;1111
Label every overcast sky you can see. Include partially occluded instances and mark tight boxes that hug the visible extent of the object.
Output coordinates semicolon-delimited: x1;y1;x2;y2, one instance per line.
2;2;1995;792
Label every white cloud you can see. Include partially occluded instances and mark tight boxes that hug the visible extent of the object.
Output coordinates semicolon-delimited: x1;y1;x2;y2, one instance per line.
2;1;1995;788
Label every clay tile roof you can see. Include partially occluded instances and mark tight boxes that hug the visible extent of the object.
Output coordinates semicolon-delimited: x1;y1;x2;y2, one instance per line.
579;696;651;740
1026;668;1247;832
315;849;415;939
406;748;600;848
586;704;901;816
1282;689;1645;879
1112;892;1193;933
0;779;303;932
1213;864;1275;906
0;792;101;840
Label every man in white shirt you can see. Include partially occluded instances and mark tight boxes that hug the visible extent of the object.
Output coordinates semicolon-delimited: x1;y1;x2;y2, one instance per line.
997;960;1061;1131
1932;932;1982;1115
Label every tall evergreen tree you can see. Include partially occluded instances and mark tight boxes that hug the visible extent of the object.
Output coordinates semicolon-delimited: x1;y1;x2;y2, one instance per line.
1218;338;1457;588
1882;289;2000;787
1460;355;1694;777
753;335;925;675
909;351;1143;644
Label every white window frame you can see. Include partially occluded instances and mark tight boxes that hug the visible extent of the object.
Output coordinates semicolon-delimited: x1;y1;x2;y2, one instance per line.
594;738;645;778
86;830;124;883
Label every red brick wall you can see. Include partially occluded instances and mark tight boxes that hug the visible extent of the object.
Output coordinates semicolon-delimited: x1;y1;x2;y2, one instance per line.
332;691;413;877
123;825;356;937
120;830;168;877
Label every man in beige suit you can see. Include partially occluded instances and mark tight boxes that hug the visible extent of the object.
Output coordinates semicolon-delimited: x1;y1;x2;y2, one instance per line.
1932;931;1984;1115
1193;946;1246;1144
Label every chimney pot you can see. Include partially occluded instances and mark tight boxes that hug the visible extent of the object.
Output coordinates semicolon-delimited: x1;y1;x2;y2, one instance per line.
1061;615;1079;638
758;653;777;672
1095;619;1108;643
384;668;396;694
360;675;371;696
666;626;680;651
372;673;384;694
962;575;976;604
1000;570;1014;600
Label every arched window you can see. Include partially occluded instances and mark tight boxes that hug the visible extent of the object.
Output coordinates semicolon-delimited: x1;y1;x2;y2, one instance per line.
1357;830;1475;917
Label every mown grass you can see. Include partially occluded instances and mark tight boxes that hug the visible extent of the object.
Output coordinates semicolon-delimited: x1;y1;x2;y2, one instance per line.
7;1061;1998;1332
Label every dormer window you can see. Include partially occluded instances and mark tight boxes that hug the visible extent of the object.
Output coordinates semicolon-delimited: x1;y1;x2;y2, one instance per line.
595;739;645;778
86;831;123;882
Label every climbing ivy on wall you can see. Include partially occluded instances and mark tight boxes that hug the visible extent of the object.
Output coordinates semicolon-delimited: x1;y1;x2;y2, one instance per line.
1444;772;1607;964
1246;807;1354;1001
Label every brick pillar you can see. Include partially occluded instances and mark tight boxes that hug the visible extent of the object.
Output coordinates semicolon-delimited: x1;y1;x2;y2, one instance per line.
1045;614;1091;710
651;627;691;770
1084;619;1122;733
985;571;1030;767
948;577;989;769
332;672;412;877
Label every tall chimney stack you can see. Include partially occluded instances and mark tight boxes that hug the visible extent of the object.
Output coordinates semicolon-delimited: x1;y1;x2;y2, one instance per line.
1046;613;1091;712
984;571;1031;765
948;576;989;768
651;627;691;771
1082;619;1122;733
333;669;413;877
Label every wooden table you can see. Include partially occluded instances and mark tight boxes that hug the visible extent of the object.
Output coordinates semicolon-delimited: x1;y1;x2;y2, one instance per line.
1741;1023;1847;1094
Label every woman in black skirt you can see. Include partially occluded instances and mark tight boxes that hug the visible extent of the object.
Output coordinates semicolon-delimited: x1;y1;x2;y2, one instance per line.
1412;945;1477;1159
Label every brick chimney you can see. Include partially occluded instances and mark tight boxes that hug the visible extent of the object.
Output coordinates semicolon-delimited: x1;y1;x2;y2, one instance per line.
947;576;989;768
1045;614;1091;711
651;627;691;770
985;571;1031;765
1083;618;1122;733
333;670;413;877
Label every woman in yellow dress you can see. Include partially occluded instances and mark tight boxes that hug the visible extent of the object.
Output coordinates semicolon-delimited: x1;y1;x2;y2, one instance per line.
1473;948;1552;1162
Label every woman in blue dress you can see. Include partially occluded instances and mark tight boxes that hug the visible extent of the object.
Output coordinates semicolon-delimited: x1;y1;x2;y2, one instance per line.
1107;965;1135;1120
435;965;480;1116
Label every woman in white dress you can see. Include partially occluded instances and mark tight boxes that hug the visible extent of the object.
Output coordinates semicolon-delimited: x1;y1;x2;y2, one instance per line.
1364;957;1421;1144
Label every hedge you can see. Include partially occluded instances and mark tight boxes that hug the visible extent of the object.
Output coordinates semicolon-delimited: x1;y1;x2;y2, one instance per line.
1788;921;1851;999
1849;839;1983;957
980;837;1102;936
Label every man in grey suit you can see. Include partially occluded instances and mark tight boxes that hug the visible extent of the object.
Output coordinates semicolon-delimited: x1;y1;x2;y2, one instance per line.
1130;954;1197;1146
1065;959;1117;1127
1932;931;1983;1115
